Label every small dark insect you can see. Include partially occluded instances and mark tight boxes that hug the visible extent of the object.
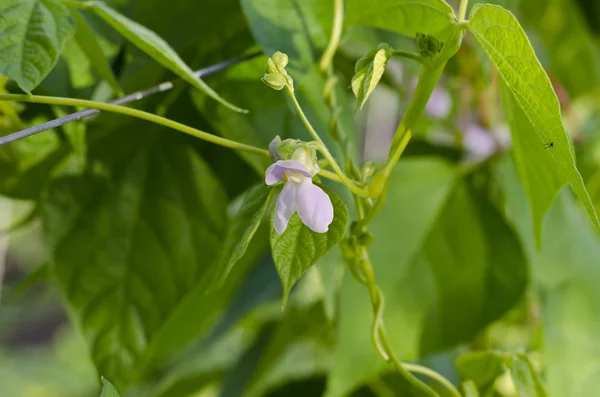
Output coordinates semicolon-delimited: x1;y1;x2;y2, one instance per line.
544;142;555;149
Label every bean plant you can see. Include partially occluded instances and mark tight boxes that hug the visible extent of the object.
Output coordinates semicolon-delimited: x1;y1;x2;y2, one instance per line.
0;0;599;396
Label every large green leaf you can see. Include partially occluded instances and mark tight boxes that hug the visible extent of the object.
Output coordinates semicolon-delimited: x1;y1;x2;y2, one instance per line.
0;0;75;92
345;0;455;39
89;2;244;112
500;83;565;244
270;184;348;307
468;4;600;234
240;0;332;74
326;158;527;397
43;127;253;388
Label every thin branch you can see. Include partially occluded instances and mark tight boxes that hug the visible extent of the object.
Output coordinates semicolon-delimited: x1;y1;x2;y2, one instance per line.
0;52;261;146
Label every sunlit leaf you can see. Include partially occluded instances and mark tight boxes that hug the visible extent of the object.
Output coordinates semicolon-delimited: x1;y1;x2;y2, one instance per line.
0;0;75;92
469;4;600;235
456;351;508;393
345;0;455;39
351;43;393;111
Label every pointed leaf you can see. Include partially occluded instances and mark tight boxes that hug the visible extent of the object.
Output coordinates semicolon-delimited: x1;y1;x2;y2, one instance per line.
211;183;272;287
99;377;120;397
351;44;393;111
90;2;245;112
0;0;75;92
468;4;600;233
270;184;348;307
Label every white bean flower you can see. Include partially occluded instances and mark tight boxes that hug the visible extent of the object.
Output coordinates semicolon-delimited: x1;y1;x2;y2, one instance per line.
265;137;334;234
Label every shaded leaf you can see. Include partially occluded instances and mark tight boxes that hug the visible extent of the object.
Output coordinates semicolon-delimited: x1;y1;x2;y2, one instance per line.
0;0;75;92
456;351;508;392
212;183;272;287
43;127;249;388
240;0;332;74
90;1;244;112
469;4;600;233
497;157;600;397
327;158;527;397
71;10;122;94
270;184;348;307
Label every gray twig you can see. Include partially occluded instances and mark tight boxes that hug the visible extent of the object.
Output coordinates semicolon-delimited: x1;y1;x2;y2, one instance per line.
0;52;261;146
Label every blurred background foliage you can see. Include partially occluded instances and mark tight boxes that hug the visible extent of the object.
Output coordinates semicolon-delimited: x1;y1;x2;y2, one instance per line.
1;0;600;396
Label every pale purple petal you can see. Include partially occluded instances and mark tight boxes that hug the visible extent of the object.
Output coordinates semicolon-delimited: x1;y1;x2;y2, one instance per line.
265;160;314;185
269;136;282;161
426;86;452;119
274;182;297;234
464;124;496;160
294;180;334;233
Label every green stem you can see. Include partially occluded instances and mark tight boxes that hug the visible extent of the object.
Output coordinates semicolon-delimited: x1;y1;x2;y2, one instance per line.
0;94;267;156
319;0;344;73
458;0;470;21
404;364;463;397
355;250;440;397
286;89;369;197
60;0;92;9
370;64;444;198
392;50;424;64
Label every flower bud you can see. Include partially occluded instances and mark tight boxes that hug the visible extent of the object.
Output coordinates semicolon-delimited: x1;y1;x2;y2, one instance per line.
272;51;289;69
262;73;287;90
290;144;319;174
263;51;294;91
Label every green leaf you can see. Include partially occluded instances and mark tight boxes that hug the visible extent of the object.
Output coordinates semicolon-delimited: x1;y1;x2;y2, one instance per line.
270;184;348;307
100;377;120;397
497;157;600;397
509;354;548;397
351;44;393;111
345;0;456;39
43;126;254;388
90;1;245;113
211;183;272;287
468;4;600;234
327;158;527;397
0;0;75;92
240;0;333;74
500;82;565;245
456;351;508;392
71;10;122;94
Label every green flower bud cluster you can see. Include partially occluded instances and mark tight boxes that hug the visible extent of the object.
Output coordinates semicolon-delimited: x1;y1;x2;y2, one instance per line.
416;32;444;60
262;51;294;91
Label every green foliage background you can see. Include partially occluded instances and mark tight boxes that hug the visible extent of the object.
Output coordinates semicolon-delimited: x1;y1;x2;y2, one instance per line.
1;0;600;396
